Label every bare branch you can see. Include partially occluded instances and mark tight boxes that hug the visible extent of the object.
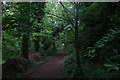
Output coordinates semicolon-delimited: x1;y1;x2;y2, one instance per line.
59;2;74;16
59;2;75;27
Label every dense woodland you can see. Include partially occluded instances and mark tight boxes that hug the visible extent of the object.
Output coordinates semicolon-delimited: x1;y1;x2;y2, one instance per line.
2;2;120;79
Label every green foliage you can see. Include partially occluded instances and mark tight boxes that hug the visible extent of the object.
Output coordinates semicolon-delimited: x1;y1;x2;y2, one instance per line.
85;28;120;60
2;2;120;79
2;31;21;63
81;28;120;78
80;58;120;78
64;44;75;55
63;2;120;79
2;2;46;62
63;54;76;78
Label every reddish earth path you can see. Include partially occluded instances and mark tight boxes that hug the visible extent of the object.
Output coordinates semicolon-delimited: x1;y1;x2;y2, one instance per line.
27;50;66;78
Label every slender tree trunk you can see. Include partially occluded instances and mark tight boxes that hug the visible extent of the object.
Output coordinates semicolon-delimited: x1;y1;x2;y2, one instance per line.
21;34;29;60
34;36;40;52
75;3;80;67
53;38;56;54
74;3;85;78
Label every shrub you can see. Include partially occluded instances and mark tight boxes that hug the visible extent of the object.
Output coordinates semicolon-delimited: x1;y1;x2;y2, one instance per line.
2;57;29;78
63;54;77;78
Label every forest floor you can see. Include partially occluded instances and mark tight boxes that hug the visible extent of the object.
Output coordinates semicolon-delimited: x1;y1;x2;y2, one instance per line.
26;49;66;78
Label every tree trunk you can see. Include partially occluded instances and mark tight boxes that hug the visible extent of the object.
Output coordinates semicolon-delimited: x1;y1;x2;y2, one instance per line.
21;34;29;60
34;36;40;52
74;3;85;78
75;3;80;67
53;41;56;54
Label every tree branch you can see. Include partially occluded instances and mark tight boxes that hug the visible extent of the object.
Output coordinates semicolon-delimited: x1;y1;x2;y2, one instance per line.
59;2;75;16
59;2;75;27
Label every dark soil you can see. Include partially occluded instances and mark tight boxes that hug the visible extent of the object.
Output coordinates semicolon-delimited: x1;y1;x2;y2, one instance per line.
27;49;66;78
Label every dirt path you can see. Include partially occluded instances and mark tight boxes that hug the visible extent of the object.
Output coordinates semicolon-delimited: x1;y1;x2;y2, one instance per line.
27;50;66;78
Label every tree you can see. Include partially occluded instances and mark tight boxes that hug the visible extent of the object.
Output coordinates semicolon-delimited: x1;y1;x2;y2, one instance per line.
2;2;46;60
32;3;45;52
59;2;84;75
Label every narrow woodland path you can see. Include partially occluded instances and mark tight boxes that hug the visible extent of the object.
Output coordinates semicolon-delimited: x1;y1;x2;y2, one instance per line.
27;49;66;78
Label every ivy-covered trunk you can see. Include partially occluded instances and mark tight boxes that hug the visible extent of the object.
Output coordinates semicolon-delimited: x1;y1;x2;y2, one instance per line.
21;34;29;60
